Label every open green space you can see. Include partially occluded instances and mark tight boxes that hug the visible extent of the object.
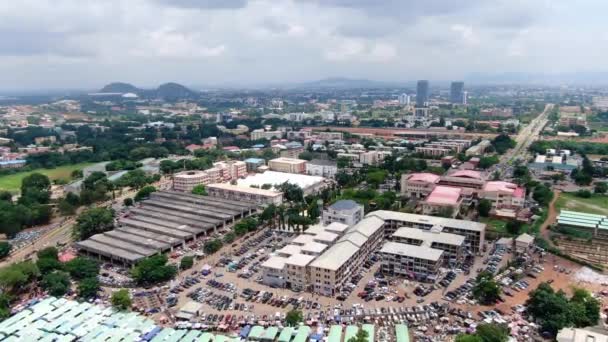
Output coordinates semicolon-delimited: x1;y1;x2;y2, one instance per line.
0;162;93;193
480;217;507;234
555;192;608;215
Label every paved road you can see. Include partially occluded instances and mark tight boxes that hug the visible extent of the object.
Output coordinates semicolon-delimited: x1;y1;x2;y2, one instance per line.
490;103;553;178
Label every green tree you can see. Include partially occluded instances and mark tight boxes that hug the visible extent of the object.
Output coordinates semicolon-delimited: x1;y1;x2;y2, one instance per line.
180;256;194;270
36;257;63;275
58;199;77;216
134;185;156;202
37;247;59;260
0;242;11;259
20;173;51;204
0;191;12;203
347;329;369;342
0;293;11;320
73;207;115;241
192;184;207;196
223;232;236;244
285;309;303;326
77;277;100;299
203;239;223;254
0;261;39;293
111;289;132;311
475;323;509;342
472;271;501;305
455;335;483;342
41;271;71;296
595;182;608;194
365;170;387;188
505;221;522;235
71;169;83;179
130;255;177;285
65;257;99;280
478;199;492;217
123;197;133;206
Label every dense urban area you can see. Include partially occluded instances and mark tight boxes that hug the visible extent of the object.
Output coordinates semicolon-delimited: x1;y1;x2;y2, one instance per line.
2;81;608;342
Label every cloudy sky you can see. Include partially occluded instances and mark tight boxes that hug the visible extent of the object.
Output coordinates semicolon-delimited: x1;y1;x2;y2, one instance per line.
0;0;605;90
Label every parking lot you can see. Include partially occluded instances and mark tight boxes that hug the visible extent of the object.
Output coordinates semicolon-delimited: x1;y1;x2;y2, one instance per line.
112;222;608;340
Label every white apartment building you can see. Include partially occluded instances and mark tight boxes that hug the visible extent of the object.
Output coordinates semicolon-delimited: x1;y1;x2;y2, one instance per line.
359;151;391;166
367;210;486;254
379;242;444;281
306;159;338;178
391;227;465;263
268;157;307;174
206;183;283;205
309;216;385;296
251;129;283;140
322;200;364;227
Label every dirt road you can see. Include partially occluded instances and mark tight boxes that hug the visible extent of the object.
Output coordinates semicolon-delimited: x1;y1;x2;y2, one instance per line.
539;190;560;244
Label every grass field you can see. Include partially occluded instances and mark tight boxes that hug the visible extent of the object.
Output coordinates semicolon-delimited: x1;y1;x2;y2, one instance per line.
0;162;93;193
555;192;608;215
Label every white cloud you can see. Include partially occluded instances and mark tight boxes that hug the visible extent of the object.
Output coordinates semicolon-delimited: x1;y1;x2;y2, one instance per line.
0;0;604;90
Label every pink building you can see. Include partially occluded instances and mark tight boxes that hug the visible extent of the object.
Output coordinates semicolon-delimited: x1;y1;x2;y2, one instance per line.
400;173;440;199
422;186;462;217
482;181;525;209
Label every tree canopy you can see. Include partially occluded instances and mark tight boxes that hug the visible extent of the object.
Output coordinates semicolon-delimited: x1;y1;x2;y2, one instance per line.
526;283;600;337
73;207;115;241
111;289;132;311
130;255;177;285
472;271;501;305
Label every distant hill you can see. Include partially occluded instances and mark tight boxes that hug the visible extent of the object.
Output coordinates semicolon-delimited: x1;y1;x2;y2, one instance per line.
156;82;197;99
99;82;140;93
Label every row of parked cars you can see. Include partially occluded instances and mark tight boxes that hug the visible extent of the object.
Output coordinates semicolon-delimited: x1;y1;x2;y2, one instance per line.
189;287;237;311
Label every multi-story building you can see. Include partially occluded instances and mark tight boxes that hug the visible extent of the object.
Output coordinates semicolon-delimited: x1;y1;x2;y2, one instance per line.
316;131;344;141
251;129;283;140
322;200;364;227
416;80;429;107
173;171;211;192
279;142;305;159
0;159;26;169
306;159;338;178
391;227;465;263
421;186;462;217
287;130;312;140
213;160;247;181
359;151;390;166
243;158;265;172
379;242;444;281
401;173;440;199
398;93;410;106
559;112;587;127
309;216;385;296
206;183;283;205
450;82;465;104
34;136;56;145
415;146;452;157
367;210;486;254
268;157;307;174
284;254;315;291
438;170;485;189
465;140;492;156
482;181;525;209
